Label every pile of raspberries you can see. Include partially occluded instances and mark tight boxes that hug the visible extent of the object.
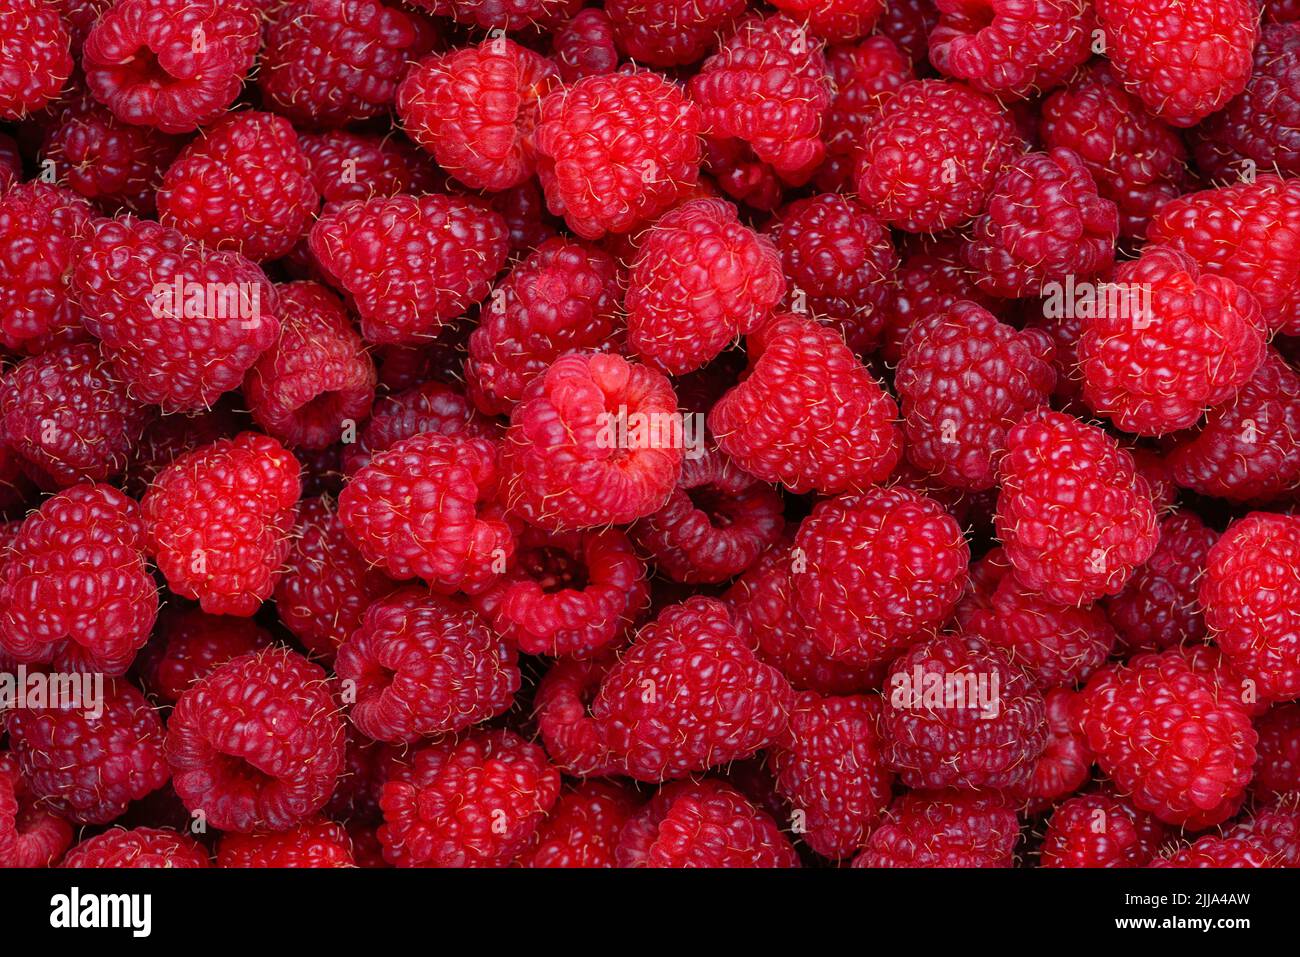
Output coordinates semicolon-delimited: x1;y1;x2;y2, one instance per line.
1;0;1300;871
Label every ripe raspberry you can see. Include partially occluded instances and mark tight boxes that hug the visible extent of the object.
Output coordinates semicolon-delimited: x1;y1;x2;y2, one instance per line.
123;403;245;497
167;647;344;832
552;8;618;81
378;728;560;867
534;70;703;239
709;316;902;494
1229;803;1300;866
876;0;939;65
406;0;581;30
0;0;72;119
1152;835;1277;868
309;193;508;345
0;132;19;189
217;818;355;868
534;655;620;776
1040;791;1166;867
143;432;301;617
341;380;499;477
135;606;273;704
767;0;883;40
853;791;1020;867
336;586;518;742
995;410;1160;606
605;0;743;65
616;779;799;867
83;0;262;133
1077;648;1256;828
815;36;913;193
299;131;426;211
1253;704;1300;801
856;79;1019;232
0;756;74;867
61;828;210;868
879;238;999;365
1095;0;1258;127
700;137;785;210
1015;687;1093;810
515;779;641;868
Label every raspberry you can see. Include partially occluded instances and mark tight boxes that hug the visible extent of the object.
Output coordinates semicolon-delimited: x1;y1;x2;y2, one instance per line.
299;131;425;211
515;779;641;868
341;380;500;476
378;728;560;867
0;756;74;868
852;791;1020;867
534;655;620;776
1016;687;1093;810
339;432;513;593
605;0;743;65
1229;803;1300;866
74;216;280;412
627;199;785;375
875;0;939;65
1253;704;1300;801
995;410;1160;606
552;8;619;81
61;828;210;868
217;818;355;868
407;0;581;30
768;0;884;40
83;0;262;133
135;606;274;704
701;138;785;210
793;487;969;665
0;0;72;119
897;302;1056;492
879;238;999;365
1095;0;1258;127
309;194;509;345
0;131;19;190
1152;835;1278;868
503;351;683;530
7;678;169;824
244;282;376;451
466;238;622;416
260;0;436;128
143;432;301;617
709;316;902;494
688;15;832;178
856;79;1020;232
166;647;345;833
398;38;559;192
1077;648;1257;828
815;36;913;193
615;779;799;867
534;70;703;239
1039;791;1166;867
123;403;245;497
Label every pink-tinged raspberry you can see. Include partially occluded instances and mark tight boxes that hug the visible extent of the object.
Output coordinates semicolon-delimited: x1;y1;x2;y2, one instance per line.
167;647;344;832
815;36;912;192
143;432;301;616
407;0;580;30
379;728;560;867
897;302;1055;492
0;756;74;867
879;238;999;365
339;432;513;593
1254;704;1300;800
709;316;902;494
502;351;683;530
244;282;376;451
770;193;897;355
62;827;210;868
535;655;619;775
0;484;157;674
1040;791;1167;867
793;487;969;665
769;692;892;859
0;0;72;118
7;678;169;824
299;131;425;211
1153;835;1278;868
260;0;436;128
1202;513;1300;704
876;0;940;65
1077;648;1256;828
856;79;1019;232
466;238;622;417
515;779;640;868
1229;803;1300;866
136;607;273;704
552;8;618;81
1015;687;1093;811
218;818;355;867
1095;0;1257;127
472;527;647;657
83;0;262;133
341;381;499;477
768;0;884;40
616;779;799;867
627;199;785;375
534;70;703;240
0;342;151;488
605;0;743;65
309;194;508;345
689;15;832;178
157;111;317;263
853;791;1020;867
398;39;558;192
123;404;245;497
996;410;1159;605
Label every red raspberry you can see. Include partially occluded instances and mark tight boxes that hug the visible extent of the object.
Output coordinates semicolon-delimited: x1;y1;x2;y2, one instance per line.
878;237;999;365
1095;0;1258;127
605;0;743;65
339;432;513;593
768;0;884;40
627;199;785;375
856;79;1019;232
769;692;893;859
341;380;500;476
515;779;641;868
136;606;274;704
1077;648;1256;828
1040;791;1167;867
0;756;74;867
815;36;913;193
995;410;1160;606
143;432;301;617
0;131;19;189
534;655;620;776
1253;704;1300;801
299;131;426;211
1202;512;1300;704
62;828;210;868
0;342;151;488
688;15;832;178
853;791;1020;867
398;38;558;192
1152;835;1278;868
406;0;581;30
335;586;519;742
534;70;703;239
0;0;72;119
466;238;622;416
260;0;436;128
709;316;902;494
309;193;509;345
0;484;157;673
123;404;245;497
83;0;262;133
1016;687;1093;811
166;647;345;832
793;487;969;665
378;728;560;867
700;137;785;210
552;8;619;81
217;818;355;868
7;678;169;824
1229;803;1300;866
615;779;799;867
875;0;939;65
